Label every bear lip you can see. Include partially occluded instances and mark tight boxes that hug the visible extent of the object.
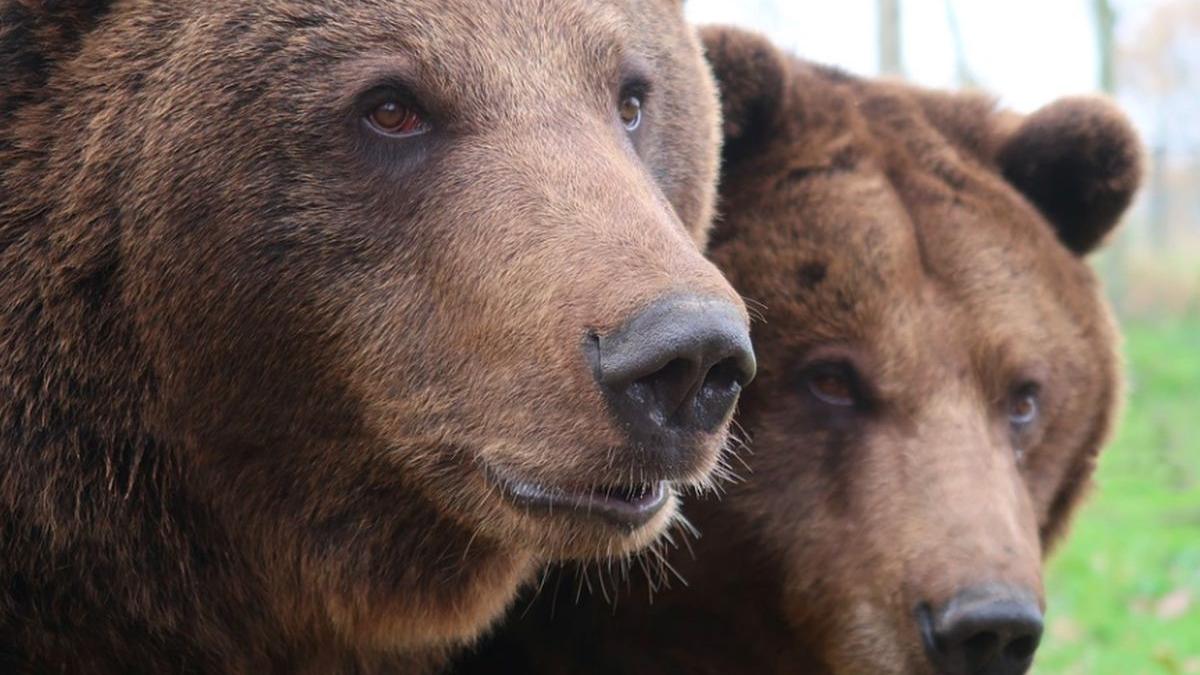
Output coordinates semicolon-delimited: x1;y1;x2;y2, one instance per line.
488;472;670;530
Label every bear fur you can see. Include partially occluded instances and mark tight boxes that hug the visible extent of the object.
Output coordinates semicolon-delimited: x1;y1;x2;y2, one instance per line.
453;26;1142;675
0;2;747;672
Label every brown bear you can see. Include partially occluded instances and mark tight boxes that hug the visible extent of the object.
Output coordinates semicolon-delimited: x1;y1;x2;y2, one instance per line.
452;27;1142;675
0;2;758;672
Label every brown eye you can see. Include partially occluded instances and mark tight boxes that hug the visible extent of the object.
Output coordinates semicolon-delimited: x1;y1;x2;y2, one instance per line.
367;101;427;137
1009;387;1040;427
619;95;643;131
807;367;856;407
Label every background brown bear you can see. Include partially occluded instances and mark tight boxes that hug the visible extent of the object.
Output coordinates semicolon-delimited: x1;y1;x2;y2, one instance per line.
0;2;757;672
453;27;1143;675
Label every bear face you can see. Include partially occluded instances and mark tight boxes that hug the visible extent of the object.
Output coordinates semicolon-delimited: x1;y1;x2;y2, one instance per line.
700;28;1139;674
0;1;754;670
452;27;1141;675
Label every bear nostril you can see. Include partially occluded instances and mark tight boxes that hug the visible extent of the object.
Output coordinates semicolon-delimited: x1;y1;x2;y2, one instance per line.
593;295;755;467
631;357;698;426
960;631;1000;666
1005;635;1039;662
704;356;745;392
693;355;748;424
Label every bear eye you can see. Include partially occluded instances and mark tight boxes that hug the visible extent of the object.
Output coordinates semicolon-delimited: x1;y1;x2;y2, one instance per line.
617;77;649;133
1008;385;1040;428
619;95;643;131
804;363;858;408
366;100;428;138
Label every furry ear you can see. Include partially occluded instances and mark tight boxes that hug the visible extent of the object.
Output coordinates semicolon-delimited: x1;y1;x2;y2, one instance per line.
699;26;789;165
997;97;1143;255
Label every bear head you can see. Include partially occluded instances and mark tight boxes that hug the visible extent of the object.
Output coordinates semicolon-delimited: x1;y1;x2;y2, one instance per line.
0;1;754;669
699;26;1141;675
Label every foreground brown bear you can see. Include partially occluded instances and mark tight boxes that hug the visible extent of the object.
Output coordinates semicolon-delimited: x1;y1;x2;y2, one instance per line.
455;27;1142;675
0;2;758;672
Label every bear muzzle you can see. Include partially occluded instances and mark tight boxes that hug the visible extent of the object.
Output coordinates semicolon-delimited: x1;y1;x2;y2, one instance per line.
484;294;754;531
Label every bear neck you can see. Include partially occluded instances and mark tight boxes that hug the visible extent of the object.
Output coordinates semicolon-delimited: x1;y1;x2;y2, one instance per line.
0;125;319;671
0;134;519;675
459;499;812;675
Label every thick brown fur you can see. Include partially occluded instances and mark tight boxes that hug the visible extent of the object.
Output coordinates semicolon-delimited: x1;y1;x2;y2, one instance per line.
0;2;749;672
454;27;1142;675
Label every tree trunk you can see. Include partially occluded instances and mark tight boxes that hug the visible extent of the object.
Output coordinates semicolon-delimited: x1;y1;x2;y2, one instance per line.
1092;0;1129;312
944;0;977;87
1094;0;1117;94
878;0;903;76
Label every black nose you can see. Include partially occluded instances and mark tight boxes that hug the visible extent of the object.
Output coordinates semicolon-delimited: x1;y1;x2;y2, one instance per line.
593;295;755;449
921;585;1044;675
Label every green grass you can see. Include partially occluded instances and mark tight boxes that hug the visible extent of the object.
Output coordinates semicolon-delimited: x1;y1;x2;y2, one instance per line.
1037;316;1200;674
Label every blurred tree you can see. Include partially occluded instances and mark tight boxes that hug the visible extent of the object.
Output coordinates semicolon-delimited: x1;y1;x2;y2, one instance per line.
1095;0;1117;93
878;0;903;75
944;0;977;88
1119;0;1200;117
1119;1;1200;251
1092;0;1129;311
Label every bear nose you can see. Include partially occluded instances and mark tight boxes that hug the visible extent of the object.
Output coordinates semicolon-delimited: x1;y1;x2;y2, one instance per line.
921;585;1044;675
594;295;755;447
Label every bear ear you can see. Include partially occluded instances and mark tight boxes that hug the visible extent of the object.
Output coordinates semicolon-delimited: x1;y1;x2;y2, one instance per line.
699;26;789;165
997;97;1143;256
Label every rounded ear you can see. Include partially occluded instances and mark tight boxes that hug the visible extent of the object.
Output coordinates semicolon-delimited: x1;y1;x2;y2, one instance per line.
698;26;789;165
997;97;1143;256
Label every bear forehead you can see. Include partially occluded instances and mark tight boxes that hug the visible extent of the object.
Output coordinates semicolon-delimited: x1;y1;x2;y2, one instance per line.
44;0;696;148
717;77;1101;380
729;157;1076;321
70;0;687;130
152;0;666;63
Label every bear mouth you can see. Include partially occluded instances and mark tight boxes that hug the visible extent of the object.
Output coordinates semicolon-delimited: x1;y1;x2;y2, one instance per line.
491;474;670;529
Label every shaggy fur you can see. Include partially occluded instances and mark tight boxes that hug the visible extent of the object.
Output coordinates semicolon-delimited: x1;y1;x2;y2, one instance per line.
454;27;1142;675
0;1;746;672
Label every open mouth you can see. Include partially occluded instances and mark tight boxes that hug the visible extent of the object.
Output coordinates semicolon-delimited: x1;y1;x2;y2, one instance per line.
491;473;671;530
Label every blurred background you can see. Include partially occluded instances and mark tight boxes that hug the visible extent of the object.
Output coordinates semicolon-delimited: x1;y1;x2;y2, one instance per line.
685;1;1200;673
